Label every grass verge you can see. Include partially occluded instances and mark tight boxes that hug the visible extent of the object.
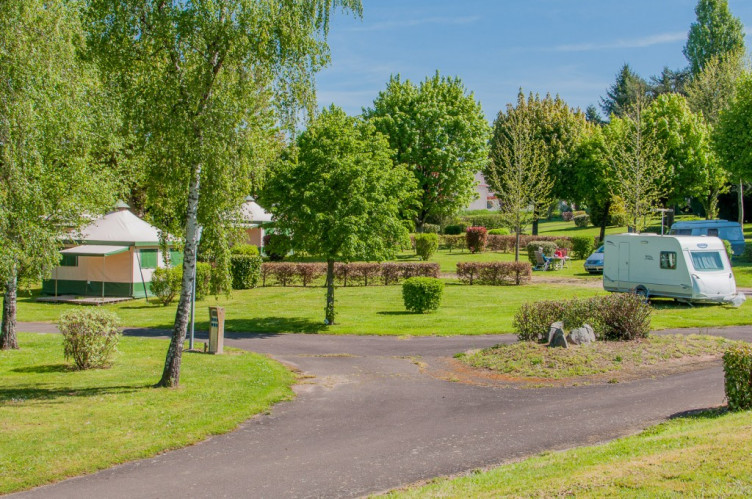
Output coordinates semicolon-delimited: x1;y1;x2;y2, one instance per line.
381;408;752;498
0;333;295;494
457;334;735;379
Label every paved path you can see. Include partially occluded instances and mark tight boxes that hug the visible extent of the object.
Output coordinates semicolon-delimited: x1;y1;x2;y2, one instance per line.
13;324;752;498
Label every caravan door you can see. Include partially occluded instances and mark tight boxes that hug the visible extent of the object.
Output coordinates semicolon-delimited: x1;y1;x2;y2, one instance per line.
617;242;630;286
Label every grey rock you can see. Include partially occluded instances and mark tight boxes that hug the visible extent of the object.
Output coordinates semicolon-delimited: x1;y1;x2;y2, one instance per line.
568;324;596;345
548;329;568;348
547;321;564;344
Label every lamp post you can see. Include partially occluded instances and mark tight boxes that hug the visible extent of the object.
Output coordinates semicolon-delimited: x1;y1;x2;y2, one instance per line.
654;208;673;236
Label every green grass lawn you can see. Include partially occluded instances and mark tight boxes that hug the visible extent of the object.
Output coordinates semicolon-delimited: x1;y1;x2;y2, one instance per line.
459;334;735;379
0;332;294;494
382;409;752;498
11;282;752;336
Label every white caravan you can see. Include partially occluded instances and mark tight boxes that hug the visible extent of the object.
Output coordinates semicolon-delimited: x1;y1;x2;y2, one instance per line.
603;234;745;305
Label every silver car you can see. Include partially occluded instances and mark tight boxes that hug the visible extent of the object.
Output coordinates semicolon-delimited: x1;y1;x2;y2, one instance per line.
584;245;604;273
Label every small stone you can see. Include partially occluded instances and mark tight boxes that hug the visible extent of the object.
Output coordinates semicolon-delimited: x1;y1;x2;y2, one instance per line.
568;324;596;345
548;321;564;344
548;329;568;348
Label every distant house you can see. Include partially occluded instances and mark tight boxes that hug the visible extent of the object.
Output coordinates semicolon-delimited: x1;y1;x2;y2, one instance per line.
42;204;179;298
238;196;272;247
466;172;499;211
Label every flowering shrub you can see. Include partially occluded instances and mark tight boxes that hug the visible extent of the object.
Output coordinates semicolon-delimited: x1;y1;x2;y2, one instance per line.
59;309;121;370
466;226;488;253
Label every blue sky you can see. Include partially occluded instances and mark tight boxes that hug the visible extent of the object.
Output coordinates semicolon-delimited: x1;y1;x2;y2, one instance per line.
316;0;752;121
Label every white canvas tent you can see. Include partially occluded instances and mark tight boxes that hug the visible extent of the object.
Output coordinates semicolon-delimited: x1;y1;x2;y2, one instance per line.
238;196;272;247
43;205;179;298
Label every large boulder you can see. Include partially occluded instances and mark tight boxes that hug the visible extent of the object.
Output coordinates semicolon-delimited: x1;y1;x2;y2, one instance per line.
568;324;596;345
547;321;564;344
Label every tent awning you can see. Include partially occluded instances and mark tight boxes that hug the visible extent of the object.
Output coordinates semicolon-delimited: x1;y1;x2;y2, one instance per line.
61;245;130;257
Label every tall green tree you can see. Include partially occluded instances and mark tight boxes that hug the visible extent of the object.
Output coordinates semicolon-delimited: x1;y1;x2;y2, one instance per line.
569;124;613;241
649;66;690;97
604;99;667;232
684;0;745;76
260;106;415;325
643;93;723;217
600;64;651;119
686;49;745;125
86;0;362;387
485;94;553;261
364;73;490;230
0;0;119;350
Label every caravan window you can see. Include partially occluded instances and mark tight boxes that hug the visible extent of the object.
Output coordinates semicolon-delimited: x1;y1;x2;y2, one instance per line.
690;251;724;271
660;251;677;269
671;229;692;235
707;228;719;237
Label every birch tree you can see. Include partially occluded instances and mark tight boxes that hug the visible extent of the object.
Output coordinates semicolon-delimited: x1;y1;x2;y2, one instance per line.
86;0;362;387
485;95;553;262
0;0;119;350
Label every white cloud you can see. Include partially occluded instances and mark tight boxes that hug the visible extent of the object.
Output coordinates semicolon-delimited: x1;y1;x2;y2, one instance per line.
347;15;480;32
554;31;687;52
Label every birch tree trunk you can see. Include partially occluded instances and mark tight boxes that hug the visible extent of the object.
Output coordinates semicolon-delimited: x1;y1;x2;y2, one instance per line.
0;266;18;350
157;162;202;387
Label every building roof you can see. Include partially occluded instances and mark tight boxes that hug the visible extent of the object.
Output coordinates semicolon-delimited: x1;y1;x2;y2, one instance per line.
239;197;273;224
61;245;130;256
77;208;163;246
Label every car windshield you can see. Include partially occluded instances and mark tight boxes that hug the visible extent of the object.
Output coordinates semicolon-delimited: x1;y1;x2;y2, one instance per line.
595;246;604;254
690;251;725;271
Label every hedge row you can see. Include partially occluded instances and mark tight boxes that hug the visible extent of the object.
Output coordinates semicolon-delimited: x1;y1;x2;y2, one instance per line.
260;262;441;287
456;262;532;285
514;293;651;342
723;343;752;411
440;234;585;254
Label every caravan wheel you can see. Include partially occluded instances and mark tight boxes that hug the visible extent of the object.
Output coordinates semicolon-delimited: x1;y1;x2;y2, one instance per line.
633;286;649;303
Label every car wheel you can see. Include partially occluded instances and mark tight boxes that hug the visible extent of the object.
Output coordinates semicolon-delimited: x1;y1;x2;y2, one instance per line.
633;285;649;302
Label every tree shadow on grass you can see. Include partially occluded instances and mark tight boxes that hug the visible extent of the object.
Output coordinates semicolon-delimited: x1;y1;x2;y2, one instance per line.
377;311;416;316
11;364;70;374
669;406;727;420
1;383;151;404
222;317;328;336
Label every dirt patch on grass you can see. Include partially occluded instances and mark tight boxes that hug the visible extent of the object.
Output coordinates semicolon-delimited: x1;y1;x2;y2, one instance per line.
423;334;737;388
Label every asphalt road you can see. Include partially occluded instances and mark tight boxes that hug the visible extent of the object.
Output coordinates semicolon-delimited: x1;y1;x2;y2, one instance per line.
12;324;752;499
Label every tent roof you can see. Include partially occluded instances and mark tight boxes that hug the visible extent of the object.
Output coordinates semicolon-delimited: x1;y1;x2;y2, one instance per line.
239;198;272;224
78;209;163;246
61;245;130;256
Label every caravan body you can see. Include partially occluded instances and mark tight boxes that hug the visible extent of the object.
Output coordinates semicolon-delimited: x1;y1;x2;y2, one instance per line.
603;234;742;304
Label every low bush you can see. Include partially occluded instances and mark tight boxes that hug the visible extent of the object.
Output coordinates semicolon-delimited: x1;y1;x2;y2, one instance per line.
414;233;439;261
296;263;325;287
382;262;441;284
440;234;466;252
443;224;466;235
456;261;532;285
231;244;260;256
723;343;752;411
525;241;558;265
460;213;507;230
421;223;441;234
231;254;262;289
341;262;381;286
571;235;595;259
573;214;590;228
555;238;572;250
561;211;574;222
723;240;733;260
466;226;488;253
402;277;444;313
262;262;298;286
514;293;651;343
150;267;182;306
59;309;121;370
259;261;440;287
263;233;292;261
487;228;510;235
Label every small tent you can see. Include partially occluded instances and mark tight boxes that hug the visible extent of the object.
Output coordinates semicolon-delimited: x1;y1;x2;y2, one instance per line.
42;204;179;298
238;196;272;247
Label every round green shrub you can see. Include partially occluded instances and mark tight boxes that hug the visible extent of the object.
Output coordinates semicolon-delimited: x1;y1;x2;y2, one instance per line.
573;213;590;228
443;224;466;235
422;223;441;234
231;254;262;289
414;233;439;261
150;267;182;306
231;244;260;256
723;343;752;411
402;277;444;313
59;309;121;370
487;228;510;235
263;233;292;261
571;235;595;260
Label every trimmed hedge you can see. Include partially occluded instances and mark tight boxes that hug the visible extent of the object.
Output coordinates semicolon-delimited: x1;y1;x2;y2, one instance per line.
466;226;488;253
402;277;444;313
487;228;510;235
456;261;532;285
723;343;752;411
514;293;651;342
260;261;440;287
571;235;595;260
414;233;439;261
440;234;466;252
231;254;262;289
525;241;558;265
459;213;508;230
443;224;466;235
422;223;441;234
231;244;260;256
